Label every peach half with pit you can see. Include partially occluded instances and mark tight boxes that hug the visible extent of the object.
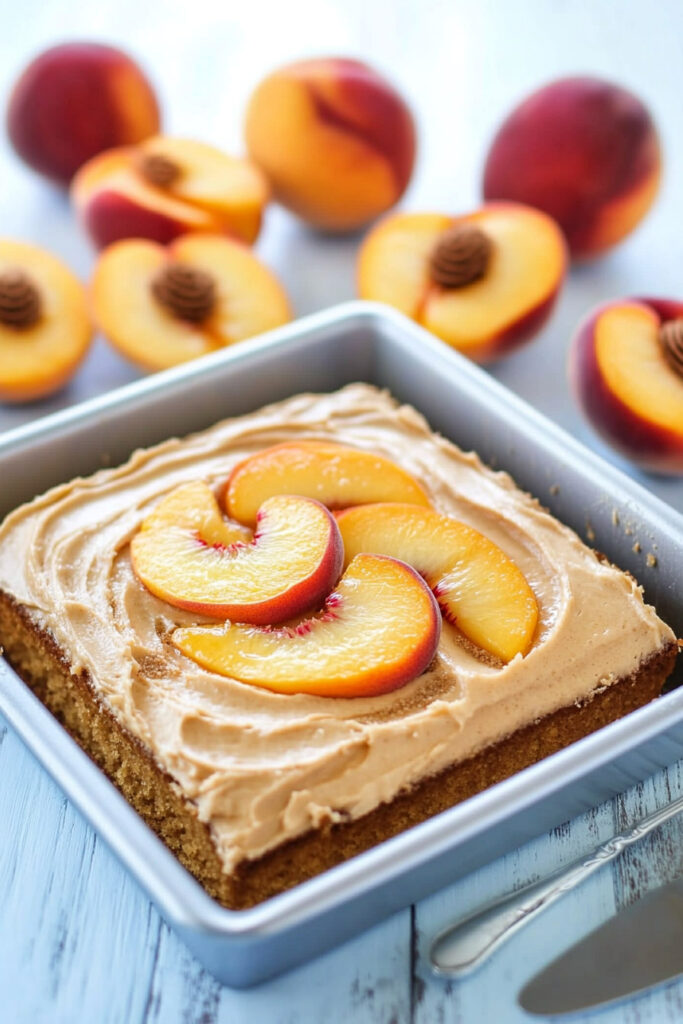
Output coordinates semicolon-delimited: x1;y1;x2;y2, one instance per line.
7;42;160;185
173;553;441;698
244;57;416;232
72;136;269;249
483;77;661;260
357;203;566;363
223;440;431;527
337;503;538;662
569;299;683;474
91;234;291;372
0;239;92;402
131;482;343;625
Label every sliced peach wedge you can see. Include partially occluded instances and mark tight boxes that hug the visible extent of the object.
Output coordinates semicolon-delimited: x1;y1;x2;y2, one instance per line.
569;299;683;473
224;440;430;528
358;203;566;363
72;136;269;249
173;553;441;698
131;482;343;625
336;503;539;662
91;234;292;372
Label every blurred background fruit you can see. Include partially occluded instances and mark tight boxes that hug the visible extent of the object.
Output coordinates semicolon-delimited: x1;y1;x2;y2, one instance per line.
482;76;661;260
245;57;416;232
6;42;160;185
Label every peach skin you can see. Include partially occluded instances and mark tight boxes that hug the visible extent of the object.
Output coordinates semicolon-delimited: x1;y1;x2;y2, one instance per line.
91;234;291;372
244;57;416;231
357;203;566;362
483;77;661;260
337;503;538;662
569;299;683;474
6;42;160;186
173;553;441;698
223;440;431;527
131;483;344;624
72;136;269;249
0;239;92;402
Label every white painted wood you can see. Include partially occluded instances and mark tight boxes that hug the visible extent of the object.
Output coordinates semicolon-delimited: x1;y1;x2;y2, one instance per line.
1;0;682;1020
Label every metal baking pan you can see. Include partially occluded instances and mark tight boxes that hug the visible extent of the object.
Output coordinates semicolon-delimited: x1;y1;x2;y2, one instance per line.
0;301;681;988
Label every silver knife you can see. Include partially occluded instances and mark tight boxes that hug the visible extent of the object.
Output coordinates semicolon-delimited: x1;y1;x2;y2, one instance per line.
519;878;683;1016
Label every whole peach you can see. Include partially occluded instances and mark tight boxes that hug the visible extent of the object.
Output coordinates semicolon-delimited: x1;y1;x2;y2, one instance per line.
483;77;661;259
7;42;160;185
244;57;416;232
569;298;683;474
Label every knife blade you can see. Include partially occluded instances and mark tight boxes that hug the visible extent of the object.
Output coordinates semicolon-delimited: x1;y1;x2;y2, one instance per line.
518;877;683;1016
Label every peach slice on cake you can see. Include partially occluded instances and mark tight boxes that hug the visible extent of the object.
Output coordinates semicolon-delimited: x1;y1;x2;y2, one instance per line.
173;553;440;698
569;298;683;474
357;203;566;363
336;503;538;662
223;440;431;527
0;239;92;401
131;482;343;624
72;136;269;249
91;234;291;372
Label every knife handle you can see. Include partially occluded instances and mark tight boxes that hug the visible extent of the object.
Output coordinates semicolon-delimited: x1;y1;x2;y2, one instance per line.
429;790;683;978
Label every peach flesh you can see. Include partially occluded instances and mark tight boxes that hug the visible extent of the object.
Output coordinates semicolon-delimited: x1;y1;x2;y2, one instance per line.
336;503;539;662
7;43;160;185
172;554;441;698
224;440;431;527
483;77;661;259
131;489;344;624
570;300;683;473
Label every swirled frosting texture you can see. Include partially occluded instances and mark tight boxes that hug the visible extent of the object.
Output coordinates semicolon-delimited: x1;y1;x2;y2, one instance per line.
0;386;675;870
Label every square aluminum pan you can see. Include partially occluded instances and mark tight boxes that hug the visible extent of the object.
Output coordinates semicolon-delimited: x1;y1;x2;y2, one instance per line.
0;302;681;988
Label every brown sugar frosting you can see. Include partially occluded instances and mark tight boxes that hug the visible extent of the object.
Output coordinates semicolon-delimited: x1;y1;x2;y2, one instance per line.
0;384;674;872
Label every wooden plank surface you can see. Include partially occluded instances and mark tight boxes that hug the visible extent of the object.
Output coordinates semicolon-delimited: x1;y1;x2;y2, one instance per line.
1;0;683;1020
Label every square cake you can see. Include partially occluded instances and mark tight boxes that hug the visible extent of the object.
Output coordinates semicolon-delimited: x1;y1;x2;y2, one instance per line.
0;384;677;907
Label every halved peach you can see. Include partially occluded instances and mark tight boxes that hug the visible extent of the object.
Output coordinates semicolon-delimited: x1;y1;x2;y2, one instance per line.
0;239;92;401
131;483;343;624
91;234;292;372
72;136;269;249
569;299;683;473
337;503;538;662
173;553;440;698
224;440;431;527
357;203;567;362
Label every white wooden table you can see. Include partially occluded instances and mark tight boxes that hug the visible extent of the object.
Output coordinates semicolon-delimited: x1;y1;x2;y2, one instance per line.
1;1;682;1020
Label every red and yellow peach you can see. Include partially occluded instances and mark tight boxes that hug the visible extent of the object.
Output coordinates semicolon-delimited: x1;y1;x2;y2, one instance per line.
7;42;160;186
483;77;661;260
244;57;416;232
